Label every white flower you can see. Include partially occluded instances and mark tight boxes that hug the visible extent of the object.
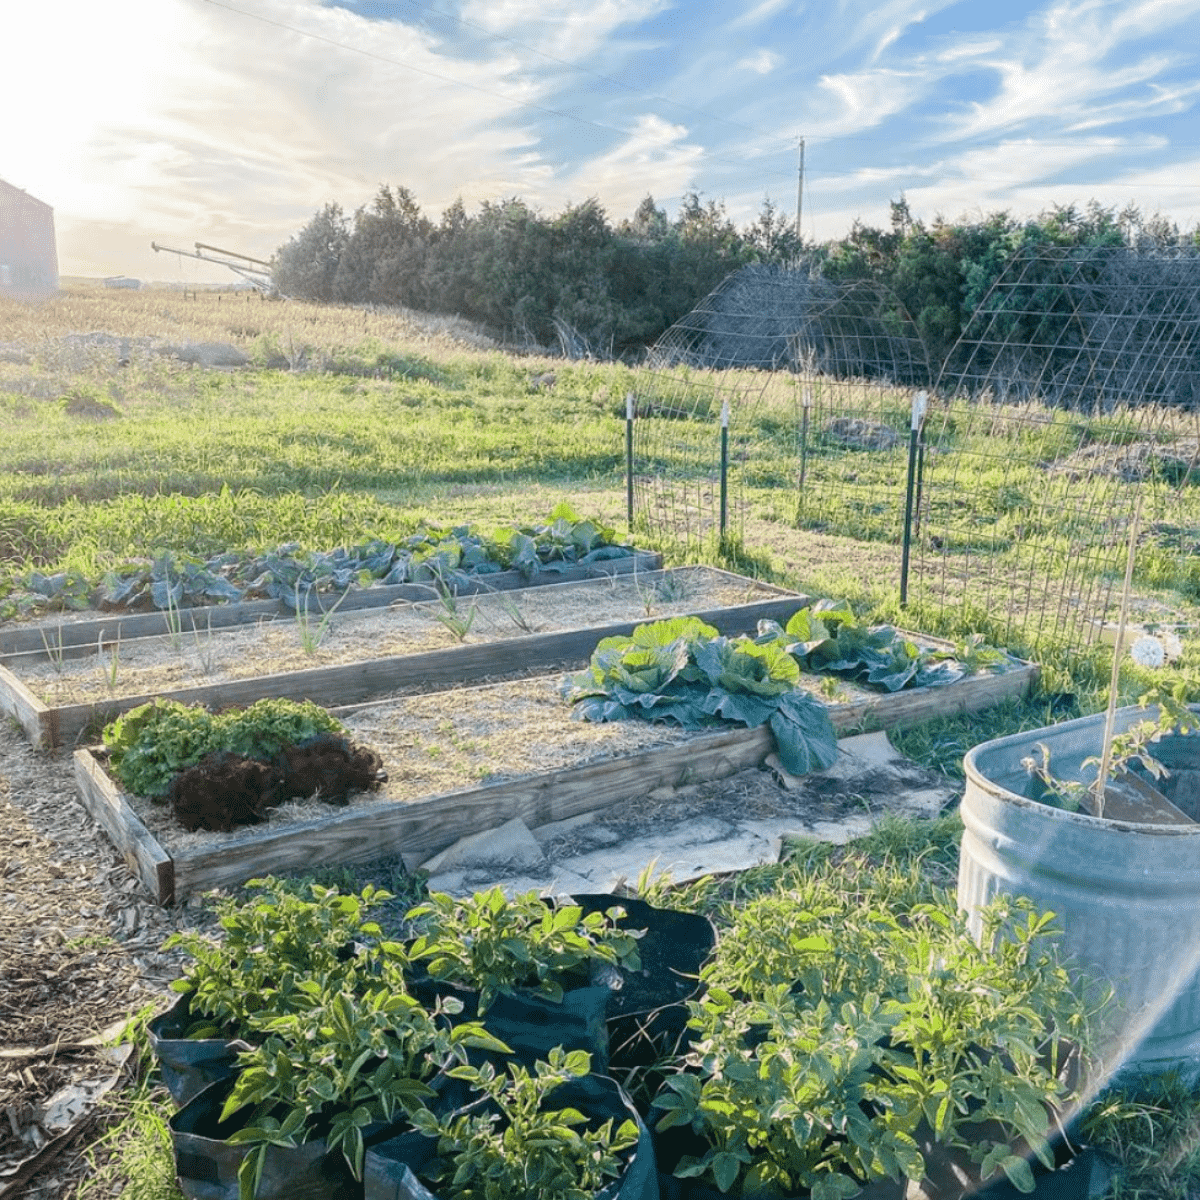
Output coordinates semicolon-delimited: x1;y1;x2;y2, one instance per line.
1130;634;1166;669
1162;631;1184;662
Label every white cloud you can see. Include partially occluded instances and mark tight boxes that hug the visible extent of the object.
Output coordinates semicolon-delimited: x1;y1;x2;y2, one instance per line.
811;133;1189;239
458;0;672;60
832;0;953;58
736;49;781;74
11;0;1200;276
561;114;704;215
942;0;1200;140
815;69;928;134
872;9;926;61
727;0;795;29
5;0;582;276
934;38;1003;62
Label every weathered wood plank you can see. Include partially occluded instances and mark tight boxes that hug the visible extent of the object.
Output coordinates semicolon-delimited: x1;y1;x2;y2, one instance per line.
17;571;809;747
823;662;1037;731
75;657;1038;904
73;749;174;903
79;722;777;902
0;663;54;748
0;550;663;655
0;559;752;673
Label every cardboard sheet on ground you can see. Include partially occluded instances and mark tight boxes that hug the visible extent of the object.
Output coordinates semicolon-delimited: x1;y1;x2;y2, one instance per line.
421;731;956;896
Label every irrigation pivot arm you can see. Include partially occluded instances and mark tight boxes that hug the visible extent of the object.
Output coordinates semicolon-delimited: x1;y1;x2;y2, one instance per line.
150;240;281;296
193;243;273;269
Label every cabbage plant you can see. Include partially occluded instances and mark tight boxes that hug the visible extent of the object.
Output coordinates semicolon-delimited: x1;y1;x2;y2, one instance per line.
564;617;838;776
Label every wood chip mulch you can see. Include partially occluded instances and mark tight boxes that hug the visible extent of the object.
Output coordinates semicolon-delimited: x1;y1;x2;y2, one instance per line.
0;721;200;1198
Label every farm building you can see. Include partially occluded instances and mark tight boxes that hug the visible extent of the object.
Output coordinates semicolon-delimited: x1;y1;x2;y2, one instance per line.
0;178;59;295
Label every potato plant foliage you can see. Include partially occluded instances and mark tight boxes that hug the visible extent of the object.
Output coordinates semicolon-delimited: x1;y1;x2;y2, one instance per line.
564;616;839;776
656;868;1091;1199
163;877;401;1037
410;1049;640;1200
223;981;508;1200
407;887;643;1014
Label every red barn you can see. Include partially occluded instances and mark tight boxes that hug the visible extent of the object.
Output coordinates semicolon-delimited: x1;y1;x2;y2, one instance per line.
0;178;59;295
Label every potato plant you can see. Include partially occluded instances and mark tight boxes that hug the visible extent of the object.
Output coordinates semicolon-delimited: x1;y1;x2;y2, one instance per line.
655;874;1092;1199
406;888;643;1014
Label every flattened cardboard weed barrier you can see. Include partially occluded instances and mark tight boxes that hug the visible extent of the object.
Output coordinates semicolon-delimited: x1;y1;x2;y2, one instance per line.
74;656;1036;904
1;563;801;748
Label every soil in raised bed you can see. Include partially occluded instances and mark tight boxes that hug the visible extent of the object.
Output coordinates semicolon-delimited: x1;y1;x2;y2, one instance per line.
18;568;777;707
116;676;697;855
107;659;933;860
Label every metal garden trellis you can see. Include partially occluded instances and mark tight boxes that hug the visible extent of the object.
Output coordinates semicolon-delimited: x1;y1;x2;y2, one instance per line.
628;248;1200;656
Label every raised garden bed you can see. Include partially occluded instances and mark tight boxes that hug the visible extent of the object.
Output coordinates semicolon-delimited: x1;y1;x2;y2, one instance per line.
0;563;813;748
0;550;664;656
74;655;1037;903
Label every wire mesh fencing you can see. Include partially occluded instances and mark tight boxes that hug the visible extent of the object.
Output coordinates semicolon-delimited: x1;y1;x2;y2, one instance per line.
628;248;1200;656
631;265;925;550
914;245;1200;652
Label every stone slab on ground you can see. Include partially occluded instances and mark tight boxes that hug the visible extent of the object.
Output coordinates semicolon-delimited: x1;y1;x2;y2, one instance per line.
421;730;958;897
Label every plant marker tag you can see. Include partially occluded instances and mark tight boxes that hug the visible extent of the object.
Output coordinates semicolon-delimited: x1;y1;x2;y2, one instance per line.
911;389;928;431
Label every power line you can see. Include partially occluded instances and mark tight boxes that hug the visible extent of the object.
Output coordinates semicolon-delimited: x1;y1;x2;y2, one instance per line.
384;0;794;152
189;0;1200;228
196;0;794;173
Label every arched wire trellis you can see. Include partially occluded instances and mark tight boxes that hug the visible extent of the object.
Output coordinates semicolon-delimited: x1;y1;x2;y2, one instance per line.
916;245;1200;653
631;248;1200;655
632;264;925;549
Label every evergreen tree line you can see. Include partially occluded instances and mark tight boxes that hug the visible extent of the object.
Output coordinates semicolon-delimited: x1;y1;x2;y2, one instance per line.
273;188;1200;373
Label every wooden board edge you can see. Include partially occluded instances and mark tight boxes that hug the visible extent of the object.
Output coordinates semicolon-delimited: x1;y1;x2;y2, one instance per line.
0;662;53;748
0;569;681;671
677;564;801;598
0;552;664;655
32;571;801;745
73;750;174;903
120;723;775;901
43;634;1039;754
826;661;1038;733
77;659;1038;903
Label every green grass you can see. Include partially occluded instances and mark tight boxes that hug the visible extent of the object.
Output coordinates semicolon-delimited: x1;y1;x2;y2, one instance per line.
75;1082;185;1200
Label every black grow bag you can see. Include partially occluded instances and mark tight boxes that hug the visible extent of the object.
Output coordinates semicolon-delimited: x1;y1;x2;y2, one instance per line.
571;894;717;1070
651;1109;1093;1200
911;1119;1096;1200
651;1111;908;1200
362;1073;659;1200
406;975;614;1073
168;1075;369;1200
148;993;252;1109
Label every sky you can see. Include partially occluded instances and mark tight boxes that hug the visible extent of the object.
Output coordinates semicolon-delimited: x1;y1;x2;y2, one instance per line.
6;0;1200;282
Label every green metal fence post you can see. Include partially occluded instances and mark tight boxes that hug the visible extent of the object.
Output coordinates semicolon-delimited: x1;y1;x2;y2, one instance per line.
900;390;928;607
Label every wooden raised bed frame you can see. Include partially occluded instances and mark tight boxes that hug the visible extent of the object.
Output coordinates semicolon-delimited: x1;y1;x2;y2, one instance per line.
74;658;1038;904
0;551;664;656
0;561;810;750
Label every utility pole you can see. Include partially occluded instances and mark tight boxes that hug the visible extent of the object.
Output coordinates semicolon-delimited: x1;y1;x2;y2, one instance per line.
795;138;805;244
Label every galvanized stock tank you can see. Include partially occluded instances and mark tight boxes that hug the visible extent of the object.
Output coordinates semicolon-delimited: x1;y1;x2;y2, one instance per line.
958;706;1200;1078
